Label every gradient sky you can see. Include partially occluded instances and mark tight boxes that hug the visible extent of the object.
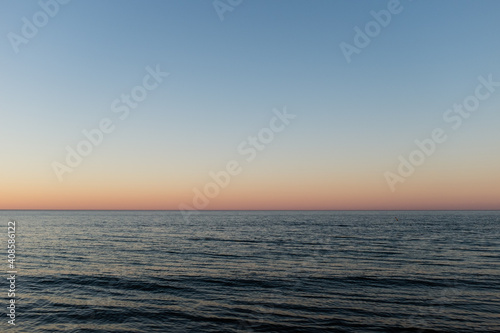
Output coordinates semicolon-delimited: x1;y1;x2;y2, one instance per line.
1;0;499;210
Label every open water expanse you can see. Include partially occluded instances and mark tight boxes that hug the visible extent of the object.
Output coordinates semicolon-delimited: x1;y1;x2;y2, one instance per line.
2;210;499;332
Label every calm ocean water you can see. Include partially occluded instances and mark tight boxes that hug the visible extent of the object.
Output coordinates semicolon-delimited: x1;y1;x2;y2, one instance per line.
2;210;499;332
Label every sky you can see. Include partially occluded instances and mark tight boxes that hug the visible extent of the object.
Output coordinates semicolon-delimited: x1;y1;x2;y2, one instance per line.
1;0;499;210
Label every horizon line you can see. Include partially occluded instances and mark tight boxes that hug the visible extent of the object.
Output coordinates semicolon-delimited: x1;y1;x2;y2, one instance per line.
1;209;499;212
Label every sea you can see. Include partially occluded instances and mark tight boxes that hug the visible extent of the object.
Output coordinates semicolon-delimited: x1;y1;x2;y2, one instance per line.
2;210;499;332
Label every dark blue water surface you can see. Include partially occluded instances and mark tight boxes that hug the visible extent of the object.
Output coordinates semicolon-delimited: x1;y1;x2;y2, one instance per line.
2;211;499;332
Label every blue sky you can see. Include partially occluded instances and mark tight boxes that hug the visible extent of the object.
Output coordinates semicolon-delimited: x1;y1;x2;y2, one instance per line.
1;0;499;209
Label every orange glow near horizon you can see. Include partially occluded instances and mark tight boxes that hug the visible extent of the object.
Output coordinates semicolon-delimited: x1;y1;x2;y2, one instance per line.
2;167;498;210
